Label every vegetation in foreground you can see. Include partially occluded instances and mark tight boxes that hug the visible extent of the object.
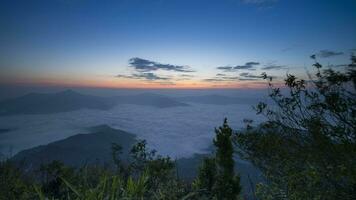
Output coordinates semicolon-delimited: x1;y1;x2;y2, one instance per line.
0;119;242;200
1;56;355;199
235;55;356;199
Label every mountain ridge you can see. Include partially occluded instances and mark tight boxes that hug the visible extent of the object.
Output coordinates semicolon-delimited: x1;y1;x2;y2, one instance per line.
0;90;189;115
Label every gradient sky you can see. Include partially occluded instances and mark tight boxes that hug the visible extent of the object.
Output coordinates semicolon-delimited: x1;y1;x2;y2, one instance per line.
0;0;355;89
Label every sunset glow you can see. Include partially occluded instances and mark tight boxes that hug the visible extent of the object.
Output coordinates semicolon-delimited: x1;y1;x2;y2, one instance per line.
0;0;355;89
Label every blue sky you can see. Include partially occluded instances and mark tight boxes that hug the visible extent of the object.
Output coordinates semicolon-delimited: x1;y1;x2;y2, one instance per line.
0;0;355;88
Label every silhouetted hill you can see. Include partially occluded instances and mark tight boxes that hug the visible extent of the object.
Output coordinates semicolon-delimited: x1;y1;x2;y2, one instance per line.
0;90;189;115
12;125;137;169
176;94;260;105
0;90;115;115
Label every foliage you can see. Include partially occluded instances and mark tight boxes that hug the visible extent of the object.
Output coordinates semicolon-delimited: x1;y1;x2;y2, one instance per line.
234;55;356;199
0;140;195;200
193;157;216;193
38;160;76;199
0;160;35;200
194;119;242;200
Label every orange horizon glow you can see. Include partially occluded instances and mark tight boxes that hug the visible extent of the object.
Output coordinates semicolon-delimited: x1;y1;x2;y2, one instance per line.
0;78;280;90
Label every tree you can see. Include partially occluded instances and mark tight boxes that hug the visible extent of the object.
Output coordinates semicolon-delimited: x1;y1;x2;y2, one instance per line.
129;139;177;198
194;157;217;194
234;55;356;199
213;118;241;200
195;119;241;199
111;142;129;178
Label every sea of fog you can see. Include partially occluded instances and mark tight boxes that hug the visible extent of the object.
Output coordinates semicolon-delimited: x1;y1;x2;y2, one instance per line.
0;103;264;158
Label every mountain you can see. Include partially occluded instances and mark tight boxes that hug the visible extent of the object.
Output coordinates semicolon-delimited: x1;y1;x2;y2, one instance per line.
176;94;260;105
12;125;262;198
12;130;261;180
0;90;189;115
12;125;137;169
0;90;115;115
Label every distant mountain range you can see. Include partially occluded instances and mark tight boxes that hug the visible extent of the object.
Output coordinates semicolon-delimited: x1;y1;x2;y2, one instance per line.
0;90;262;116
0;90;188;115
0;90;114;115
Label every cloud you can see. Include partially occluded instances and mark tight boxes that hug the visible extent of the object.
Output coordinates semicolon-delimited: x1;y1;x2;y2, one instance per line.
204;69;267;82
179;74;194;77
217;66;234;72
175;74;194;81
239;72;262;79
261;64;287;70
116;74;135;79
129;57;194;72
217;61;260;71
234;62;260;70
117;72;170;81
239;72;277;81
313;50;344;58
245;62;260;66
203;78;226;82
133;73;170;80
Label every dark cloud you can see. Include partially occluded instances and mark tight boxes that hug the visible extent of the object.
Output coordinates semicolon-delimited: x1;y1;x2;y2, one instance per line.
239;72;262;79
116;74;134;79
117;72;170;81
129;57;194;72
217;61;260;71
204;71;274;82
314;50;344;58
239;72;277;81
245;62;260;66
261;64;287;70
234;65;253;70
133;73;170;80
216;66;234;72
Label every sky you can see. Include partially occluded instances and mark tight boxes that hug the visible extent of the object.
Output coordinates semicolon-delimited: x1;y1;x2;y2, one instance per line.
0;0;355;89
